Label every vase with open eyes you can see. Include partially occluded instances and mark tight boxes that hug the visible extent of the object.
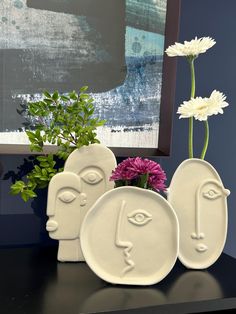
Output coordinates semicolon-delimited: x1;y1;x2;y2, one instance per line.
168;158;230;270
45;143;117;262
80;186;179;285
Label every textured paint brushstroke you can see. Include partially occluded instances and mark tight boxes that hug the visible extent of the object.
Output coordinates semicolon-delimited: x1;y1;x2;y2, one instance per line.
0;0;103;56
0;0;126;132
0;0;168;149
126;0;167;34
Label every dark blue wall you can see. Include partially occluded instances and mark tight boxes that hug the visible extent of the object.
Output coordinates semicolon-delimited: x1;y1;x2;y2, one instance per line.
0;0;236;257
161;0;236;257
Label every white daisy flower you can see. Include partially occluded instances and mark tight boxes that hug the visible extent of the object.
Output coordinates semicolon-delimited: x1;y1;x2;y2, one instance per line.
177;90;229;121
165;37;216;57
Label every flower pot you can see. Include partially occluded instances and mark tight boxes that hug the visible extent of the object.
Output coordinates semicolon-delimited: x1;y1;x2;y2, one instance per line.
46;143;117;262
168;158;230;269
80;186;179;285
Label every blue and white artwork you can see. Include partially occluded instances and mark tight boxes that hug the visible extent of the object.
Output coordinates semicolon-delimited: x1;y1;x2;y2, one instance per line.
0;0;167;150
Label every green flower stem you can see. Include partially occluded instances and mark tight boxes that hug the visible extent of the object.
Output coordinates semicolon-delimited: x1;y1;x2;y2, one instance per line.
189;117;194;158
143;173;149;189
188;57;196;158
189;58;196;98
200;120;209;160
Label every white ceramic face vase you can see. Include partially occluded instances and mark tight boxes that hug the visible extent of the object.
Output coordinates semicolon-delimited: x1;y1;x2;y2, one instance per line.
46;144;117;262
168;158;230;269
81;186;179;285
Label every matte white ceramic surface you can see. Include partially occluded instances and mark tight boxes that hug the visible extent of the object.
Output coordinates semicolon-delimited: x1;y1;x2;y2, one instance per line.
168;158;230;269
81;186;179;285
46;144;117;262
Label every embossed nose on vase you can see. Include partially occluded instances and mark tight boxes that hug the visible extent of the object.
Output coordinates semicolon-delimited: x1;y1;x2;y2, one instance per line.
80;186;179;285
168;158;230;270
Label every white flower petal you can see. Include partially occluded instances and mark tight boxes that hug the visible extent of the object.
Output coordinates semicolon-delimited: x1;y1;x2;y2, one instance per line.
165;37;216;57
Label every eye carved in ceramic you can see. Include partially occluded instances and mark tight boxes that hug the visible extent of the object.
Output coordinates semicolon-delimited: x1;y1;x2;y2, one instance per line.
203;189;221;200
58;191;76;203
191;179;230;250
127;209;152;226
81;170;103;185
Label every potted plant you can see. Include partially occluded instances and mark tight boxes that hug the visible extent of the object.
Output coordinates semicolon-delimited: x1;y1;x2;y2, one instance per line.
9;86;106;201
8;86;117;261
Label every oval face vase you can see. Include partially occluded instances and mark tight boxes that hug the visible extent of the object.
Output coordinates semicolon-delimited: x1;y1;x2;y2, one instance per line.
81;186;179;285
168;158;230;269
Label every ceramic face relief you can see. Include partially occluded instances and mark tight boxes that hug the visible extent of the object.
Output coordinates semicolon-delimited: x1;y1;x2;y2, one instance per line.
80;186;179;285
168;158;230;269
64;144;117;229
46;172;83;239
46;144;117;262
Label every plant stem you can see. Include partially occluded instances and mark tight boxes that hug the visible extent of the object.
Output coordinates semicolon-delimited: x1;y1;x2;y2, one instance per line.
200;120;209;160
189;117;194;158
144;173;149;189
188;57;196;158
57;134;76;146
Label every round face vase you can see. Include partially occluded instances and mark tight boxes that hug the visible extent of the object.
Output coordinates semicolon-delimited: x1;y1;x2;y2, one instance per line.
168;158;230;269
80;186;179;285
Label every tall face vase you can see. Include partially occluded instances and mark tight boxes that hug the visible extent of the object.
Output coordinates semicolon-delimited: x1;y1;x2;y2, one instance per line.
46;144;117;262
168;158;230;269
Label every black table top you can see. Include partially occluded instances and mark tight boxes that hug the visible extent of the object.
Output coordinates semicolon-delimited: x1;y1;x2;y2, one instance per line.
0;245;236;314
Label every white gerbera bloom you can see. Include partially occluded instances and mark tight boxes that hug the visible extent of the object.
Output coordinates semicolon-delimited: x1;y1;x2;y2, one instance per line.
177;90;229;121
165;37;216;57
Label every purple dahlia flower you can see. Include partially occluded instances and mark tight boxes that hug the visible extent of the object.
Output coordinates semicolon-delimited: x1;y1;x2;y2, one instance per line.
110;157;167;192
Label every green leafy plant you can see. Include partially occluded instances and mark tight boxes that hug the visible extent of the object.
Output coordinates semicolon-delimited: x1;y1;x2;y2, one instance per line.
10;86;105;202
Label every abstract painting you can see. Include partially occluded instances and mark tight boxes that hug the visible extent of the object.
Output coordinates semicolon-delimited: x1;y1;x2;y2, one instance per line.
0;0;180;155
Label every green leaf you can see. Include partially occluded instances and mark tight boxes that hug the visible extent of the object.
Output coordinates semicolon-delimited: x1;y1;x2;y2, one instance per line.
25;190;37;198
44;98;54;105
36;156;47;162
35;129;41;139
34;165;41;173
80;93;89;99
52;91;59;101
80;86;88;92
39;162;49;168
26;131;36;140
10;181;25;194
43;91;52;98
137;173;149;189
30;145;43;152
42;169;48;176
61;95;70;101
69;91;78;100
21;192;29;202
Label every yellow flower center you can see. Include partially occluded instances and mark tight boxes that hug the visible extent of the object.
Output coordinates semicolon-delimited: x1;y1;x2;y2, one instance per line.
198;103;208;111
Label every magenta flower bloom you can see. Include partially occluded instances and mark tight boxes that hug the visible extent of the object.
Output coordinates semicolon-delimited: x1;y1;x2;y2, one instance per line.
110;157;167;192
110;158;138;181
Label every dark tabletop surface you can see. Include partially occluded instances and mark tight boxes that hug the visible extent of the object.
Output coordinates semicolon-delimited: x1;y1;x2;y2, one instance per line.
0;245;236;314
